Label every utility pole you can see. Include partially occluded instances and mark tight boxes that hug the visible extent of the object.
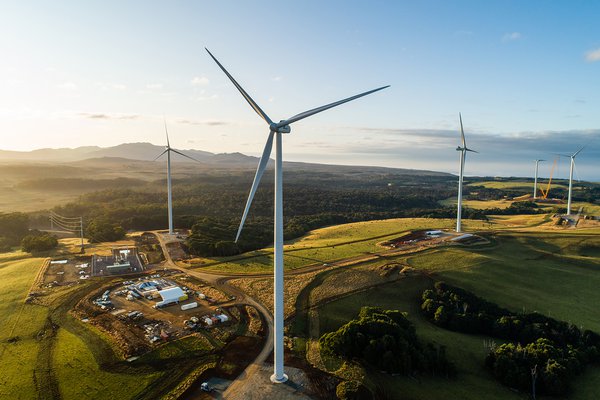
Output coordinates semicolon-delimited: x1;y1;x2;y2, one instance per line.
80;217;85;253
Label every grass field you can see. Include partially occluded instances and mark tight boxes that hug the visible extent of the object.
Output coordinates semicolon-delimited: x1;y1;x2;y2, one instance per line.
439;198;515;209
0;255;48;399
312;229;600;399
468;180;568;191
53;329;159;399
404;232;600;331
192;218;500;274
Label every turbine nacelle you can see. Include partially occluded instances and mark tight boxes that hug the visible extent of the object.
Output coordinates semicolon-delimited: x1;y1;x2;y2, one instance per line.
270;121;291;134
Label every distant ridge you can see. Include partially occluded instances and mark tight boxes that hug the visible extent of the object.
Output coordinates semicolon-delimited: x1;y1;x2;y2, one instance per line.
0;142;452;176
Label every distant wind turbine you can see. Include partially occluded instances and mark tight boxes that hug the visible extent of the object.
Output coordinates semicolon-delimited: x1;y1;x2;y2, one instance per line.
563;147;584;215
154;119;201;235
533;159;545;199
206;47;389;383
456;113;477;233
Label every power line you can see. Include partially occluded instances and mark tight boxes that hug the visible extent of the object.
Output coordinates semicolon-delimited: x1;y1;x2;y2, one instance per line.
49;211;85;253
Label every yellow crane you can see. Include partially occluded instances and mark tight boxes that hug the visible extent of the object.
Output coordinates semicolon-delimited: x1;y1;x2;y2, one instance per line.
539;157;558;199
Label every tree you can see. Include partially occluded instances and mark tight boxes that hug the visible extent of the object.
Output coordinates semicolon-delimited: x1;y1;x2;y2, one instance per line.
0;212;29;250
21;232;58;252
86;218;125;243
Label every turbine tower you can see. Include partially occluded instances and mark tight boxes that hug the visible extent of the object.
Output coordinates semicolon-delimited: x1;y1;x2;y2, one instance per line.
533;159;545;199
456;113;477;233
206;48;388;383
565;147;584;215
154;119;201;235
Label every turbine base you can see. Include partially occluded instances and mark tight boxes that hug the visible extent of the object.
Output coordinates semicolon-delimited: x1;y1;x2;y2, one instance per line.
270;373;289;384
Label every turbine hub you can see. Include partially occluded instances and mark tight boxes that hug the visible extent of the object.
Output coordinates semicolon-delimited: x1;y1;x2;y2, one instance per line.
270;121;291;134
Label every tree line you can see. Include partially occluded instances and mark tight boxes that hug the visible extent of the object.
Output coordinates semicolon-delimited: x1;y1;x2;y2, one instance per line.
421;282;600;396
0;212;58;253
29;173;549;252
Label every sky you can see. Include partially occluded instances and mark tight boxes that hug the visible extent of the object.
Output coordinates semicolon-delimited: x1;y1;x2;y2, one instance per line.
1;0;599;179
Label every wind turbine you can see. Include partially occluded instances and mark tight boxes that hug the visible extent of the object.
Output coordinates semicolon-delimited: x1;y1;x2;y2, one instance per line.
456;113;477;233
564;147;584;215
533;159;545;199
206;48;388;383
154;119;201;235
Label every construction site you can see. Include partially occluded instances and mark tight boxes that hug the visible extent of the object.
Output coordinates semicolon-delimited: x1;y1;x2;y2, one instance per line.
72;270;244;357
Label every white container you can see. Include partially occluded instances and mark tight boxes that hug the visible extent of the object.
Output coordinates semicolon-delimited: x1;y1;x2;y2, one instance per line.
181;302;198;311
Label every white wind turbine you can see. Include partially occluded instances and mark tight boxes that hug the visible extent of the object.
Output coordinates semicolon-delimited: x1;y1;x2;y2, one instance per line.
456;113;477;233
564;147;584;215
206;48;388;383
533;159;545;199
154;119;201;235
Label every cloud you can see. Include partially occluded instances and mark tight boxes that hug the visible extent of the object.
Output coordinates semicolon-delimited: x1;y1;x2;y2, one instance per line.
271;76;282;82
79;112;140;120
57;81;78;90
191;76;210;86
145;83;163;90
193;94;219;101
96;82;127;91
502;32;522;42
343;127;600;159
175;118;228;126
585;48;600;62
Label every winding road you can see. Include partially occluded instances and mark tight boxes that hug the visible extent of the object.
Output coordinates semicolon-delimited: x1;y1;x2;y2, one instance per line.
152;229;478;398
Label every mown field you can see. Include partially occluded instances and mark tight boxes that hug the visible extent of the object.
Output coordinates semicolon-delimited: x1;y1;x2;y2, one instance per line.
310;227;600;399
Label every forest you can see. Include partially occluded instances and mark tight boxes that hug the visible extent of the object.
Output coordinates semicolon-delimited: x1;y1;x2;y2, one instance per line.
19;167;588;254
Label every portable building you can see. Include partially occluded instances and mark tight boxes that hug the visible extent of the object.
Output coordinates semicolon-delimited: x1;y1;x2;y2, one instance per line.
181;302;198;311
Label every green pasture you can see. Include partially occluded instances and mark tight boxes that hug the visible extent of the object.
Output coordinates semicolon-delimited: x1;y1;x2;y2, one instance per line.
53;329;158;399
0;256;47;399
315;230;600;400
403;232;600;331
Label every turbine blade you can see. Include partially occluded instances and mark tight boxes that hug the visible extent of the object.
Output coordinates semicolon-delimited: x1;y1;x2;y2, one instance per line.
573;160;581;182
235;131;275;242
465;148;478;153
170;149;202;163
275;85;389;128
153;149;168;161
205;48;273;125
573;146;585;158
459;112;466;148
164;117;170;147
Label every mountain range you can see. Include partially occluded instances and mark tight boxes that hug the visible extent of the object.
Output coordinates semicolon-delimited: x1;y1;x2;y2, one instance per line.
0;143;451;176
